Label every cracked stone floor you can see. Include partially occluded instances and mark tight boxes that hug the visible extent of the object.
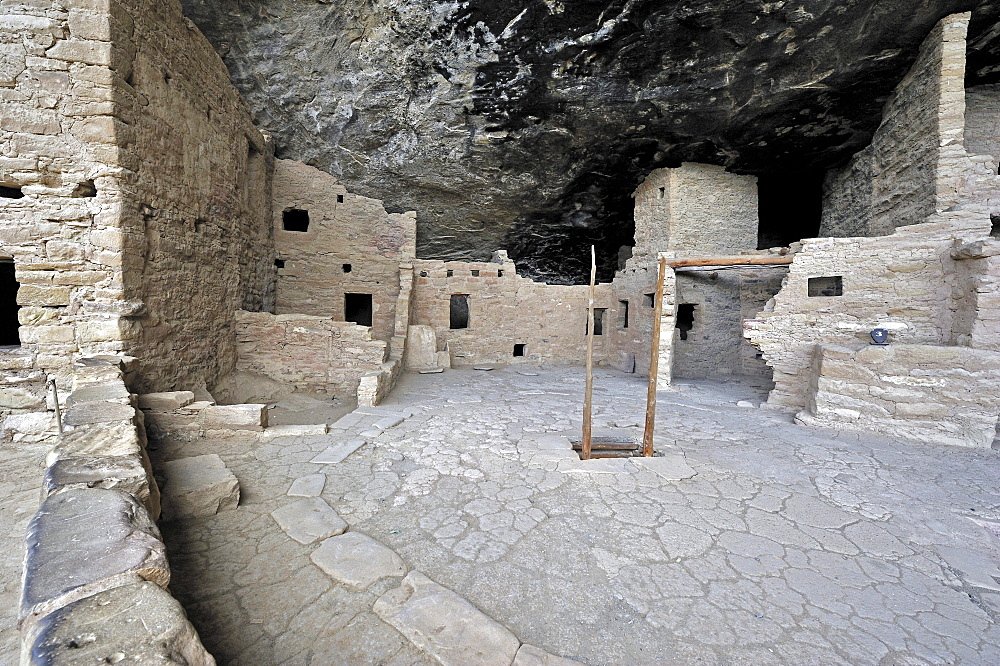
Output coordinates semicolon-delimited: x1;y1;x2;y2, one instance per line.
6;366;1000;665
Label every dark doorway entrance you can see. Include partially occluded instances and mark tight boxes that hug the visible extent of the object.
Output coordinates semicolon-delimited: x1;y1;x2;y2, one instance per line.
344;293;373;327
450;294;469;329
757;172;823;249
0;261;20;346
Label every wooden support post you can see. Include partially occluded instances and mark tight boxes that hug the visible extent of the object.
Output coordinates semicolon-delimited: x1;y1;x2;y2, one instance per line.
642;256;667;457
582;245;596;461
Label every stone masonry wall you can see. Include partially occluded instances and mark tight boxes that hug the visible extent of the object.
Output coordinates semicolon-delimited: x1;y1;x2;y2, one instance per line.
233;310;390;398
0;0;276;402
410;255;615;367
18;356;215;663
820;13;979;237
748;13;996;414
273;159;416;342
964;84;1000;215
114;0;275;393
672;267;788;379
798;344;1000;449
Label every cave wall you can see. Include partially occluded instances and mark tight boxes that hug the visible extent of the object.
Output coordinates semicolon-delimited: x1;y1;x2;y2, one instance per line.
272;159;416;342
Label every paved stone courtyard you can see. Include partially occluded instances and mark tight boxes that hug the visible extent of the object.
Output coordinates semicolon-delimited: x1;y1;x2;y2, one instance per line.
6;366;1000;664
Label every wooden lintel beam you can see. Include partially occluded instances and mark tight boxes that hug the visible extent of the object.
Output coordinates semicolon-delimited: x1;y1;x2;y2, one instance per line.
666;256;794;269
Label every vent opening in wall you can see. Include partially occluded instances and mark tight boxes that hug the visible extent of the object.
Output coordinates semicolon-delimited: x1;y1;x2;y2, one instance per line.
643;293;655;308
447;269;454;278
0;185;23;200
498;270;504;277
757;171;823;249
282;208;310;232
419;271;428;277
72;180;97;198
345;293;373;327
808;276;843;297
587;308;607;336
337;194;344;203
657;187;665;199
619;300;629;328
274;259;285;269
450;294;469;329
342;263;352;273
0;261;20;346
676;304;695;340
991;214;1000;238
471;270;480;277
513;343;526;357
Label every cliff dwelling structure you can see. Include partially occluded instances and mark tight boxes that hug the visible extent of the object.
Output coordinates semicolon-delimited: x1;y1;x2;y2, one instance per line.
5;1;1000;664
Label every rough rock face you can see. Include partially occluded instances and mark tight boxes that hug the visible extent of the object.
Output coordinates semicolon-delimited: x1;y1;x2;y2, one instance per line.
180;0;999;282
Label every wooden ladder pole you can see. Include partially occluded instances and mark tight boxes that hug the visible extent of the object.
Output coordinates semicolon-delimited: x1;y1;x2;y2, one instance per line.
642;256;667;457
582;245;597;461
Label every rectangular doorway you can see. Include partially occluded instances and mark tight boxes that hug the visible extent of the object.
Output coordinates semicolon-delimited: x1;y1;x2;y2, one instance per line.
0;260;19;346
450;294;469;329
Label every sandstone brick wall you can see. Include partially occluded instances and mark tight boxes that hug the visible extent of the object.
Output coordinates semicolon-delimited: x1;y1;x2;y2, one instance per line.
964;84;1000;215
233;310;389;397
116;0;276;393
0;0;277;401
273;159;416;342
798;344;1000;449
632;163;758;259
672;268;787;379
820;13;979;237
410;256;615;366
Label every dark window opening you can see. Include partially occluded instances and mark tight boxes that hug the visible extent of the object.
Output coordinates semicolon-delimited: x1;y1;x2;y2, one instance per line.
808;276;843;297
337;194;344;203
0;261;20;345
587;308;607;336
274;259;285;269
471;269;480;277
345;293;373;327
72;180;96;198
498;270;504;277
194;218;206;232
282;208;310;232
513;343;526;357
676;304;695;341
657;186;665;200
0;185;23;199
991;214;1000;238
619;300;629;328
419;271;428;277
643;293;655;308
446;269;454;278
342;263;352;273
450;294;469;329
757;171;823;249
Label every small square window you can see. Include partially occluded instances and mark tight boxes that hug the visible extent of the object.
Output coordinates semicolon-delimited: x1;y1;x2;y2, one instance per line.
513;343;526;357
282;208;309;232
498;270;504;277
419;270;428;277
343;263;352;273
337;194;344;203
471;269;480;277
643;293;655;308
447;269;454;278
808;276;843;297
274;259;285;269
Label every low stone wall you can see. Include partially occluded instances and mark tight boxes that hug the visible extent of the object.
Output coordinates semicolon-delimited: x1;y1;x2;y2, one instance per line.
798;344;1000;448
233;310;396;405
18;356;214;664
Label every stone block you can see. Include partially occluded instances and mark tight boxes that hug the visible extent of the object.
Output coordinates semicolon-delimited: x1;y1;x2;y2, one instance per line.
197;404;267;431
16;284;72;306
310;532;407;590
23;581;215;666
161;454;240;521
47;422;142;466
270;497;346;545
405;324;438;370
43;454;150;502
138;390;195;411
287;473;326;497
62;399;136;427
373;571;520;666
0;386;45;410
45;39;112;66
513;645;584;666
21;488;169;624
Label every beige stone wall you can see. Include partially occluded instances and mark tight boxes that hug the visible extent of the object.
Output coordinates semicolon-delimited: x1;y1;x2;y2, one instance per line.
798;344;1000;449
410;256;615;366
0;0;276;401
672;268;787;379
273;159;416;342
234;310;389;397
632;163;759;260
820;13;983;237
116;0;275;393
964;84;1000;215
